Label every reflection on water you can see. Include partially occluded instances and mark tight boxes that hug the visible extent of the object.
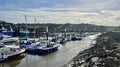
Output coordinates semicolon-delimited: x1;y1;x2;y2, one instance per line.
0;55;25;67
0;34;99;67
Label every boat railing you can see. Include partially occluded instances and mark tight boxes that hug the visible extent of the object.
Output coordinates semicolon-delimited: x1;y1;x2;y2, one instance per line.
0;48;21;58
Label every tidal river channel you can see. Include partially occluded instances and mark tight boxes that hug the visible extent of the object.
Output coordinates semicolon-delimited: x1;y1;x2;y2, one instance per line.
0;34;100;67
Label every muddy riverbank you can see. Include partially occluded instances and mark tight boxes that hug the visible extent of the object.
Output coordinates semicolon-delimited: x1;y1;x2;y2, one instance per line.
67;32;120;67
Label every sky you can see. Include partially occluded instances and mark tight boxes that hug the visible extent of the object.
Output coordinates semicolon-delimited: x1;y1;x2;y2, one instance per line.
0;0;120;26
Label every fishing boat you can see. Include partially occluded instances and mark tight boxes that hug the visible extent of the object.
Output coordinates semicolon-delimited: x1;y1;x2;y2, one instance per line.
19;28;30;39
0;45;25;62
19;15;30;39
27;41;59;54
38;41;59;54
0;24;14;36
0;24;18;43
19;16;40;49
27;26;59;54
2;26;14;36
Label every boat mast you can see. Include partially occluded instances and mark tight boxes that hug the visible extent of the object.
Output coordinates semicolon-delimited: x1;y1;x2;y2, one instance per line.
34;17;36;40
74;23;76;34
78;18;80;33
25;15;28;39
46;26;48;40
64;28;67;37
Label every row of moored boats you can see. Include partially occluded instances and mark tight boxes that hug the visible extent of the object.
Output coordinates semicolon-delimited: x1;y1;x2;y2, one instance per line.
0;32;95;62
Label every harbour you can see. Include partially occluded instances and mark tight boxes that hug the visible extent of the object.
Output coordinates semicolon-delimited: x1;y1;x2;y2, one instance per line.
0;0;119;67
0;33;99;67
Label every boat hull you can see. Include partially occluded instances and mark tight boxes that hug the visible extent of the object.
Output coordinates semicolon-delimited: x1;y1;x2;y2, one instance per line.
27;46;58;55
2;31;14;36
0;49;25;62
37;47;58;54
71;37;82;41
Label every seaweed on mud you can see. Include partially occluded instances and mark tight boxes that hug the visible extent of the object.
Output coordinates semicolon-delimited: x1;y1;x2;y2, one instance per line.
69;32;120;67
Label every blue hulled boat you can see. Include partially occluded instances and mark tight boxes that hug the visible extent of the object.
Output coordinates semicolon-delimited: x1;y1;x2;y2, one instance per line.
0;25;14;36
27;41;59;55
37;41;59;54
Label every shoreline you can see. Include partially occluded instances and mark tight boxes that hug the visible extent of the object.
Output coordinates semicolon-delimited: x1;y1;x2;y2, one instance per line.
65;32;120;67
64;33;101;67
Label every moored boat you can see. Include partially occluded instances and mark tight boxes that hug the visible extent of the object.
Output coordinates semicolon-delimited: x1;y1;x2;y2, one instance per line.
19;39;40;49
71;34;82;41
37;41;59;54
27;41;59;55
60;37;67;44
0;24;14;36
0;45;25;62
0;34;18;43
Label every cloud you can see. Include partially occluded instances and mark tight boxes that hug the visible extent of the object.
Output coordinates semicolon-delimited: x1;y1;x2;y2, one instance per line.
0;0;120;26
0;8;120;26
0;0;120;12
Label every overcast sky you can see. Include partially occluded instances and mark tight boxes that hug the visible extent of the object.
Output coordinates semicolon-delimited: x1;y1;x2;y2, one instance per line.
0;0;120;26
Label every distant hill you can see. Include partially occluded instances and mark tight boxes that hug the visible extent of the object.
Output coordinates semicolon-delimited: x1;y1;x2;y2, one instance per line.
0;20;118;36
17;23;117;33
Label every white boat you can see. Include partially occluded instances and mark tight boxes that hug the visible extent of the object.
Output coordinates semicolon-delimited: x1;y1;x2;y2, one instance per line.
71;33;82;41
0;45;25;62
0;34;18;43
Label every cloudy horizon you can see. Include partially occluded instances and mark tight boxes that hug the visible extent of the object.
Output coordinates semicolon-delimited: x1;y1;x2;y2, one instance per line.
0;0;120;26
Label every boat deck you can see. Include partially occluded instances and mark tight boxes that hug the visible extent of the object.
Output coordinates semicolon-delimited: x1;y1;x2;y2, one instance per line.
0;47;25;61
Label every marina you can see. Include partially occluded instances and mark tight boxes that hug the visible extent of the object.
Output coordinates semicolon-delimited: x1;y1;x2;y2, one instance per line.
0;15;109;67
0;0;119;67
0;33;99;67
